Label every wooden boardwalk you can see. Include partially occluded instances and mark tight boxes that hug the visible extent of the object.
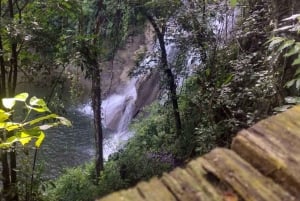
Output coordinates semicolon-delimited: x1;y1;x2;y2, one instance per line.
98;106;300;201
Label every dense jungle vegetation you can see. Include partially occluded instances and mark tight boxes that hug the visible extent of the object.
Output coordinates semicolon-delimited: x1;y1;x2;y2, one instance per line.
1;0;300;200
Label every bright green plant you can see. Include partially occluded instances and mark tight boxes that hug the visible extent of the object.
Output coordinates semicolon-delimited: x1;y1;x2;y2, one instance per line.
0;92;71;200
0;92;71;149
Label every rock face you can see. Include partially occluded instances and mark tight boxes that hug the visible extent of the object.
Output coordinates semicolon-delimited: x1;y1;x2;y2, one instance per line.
134;70;161;117
101;23;156;99
100;23;161;131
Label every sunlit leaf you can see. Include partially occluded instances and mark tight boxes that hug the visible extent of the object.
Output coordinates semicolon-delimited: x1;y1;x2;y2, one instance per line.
14;93;29;102
2;98;16;109
27;105;49;113
0;136;17;148
0;122;23;131
268;37;285;49
56;116;72;127
29;96;50;112
292;56;300;66
39;124;56;130
18;132;31;145
0;110;10;122
26;114;58;127
6;136;17;143
35;131;45;147
229;0;237;7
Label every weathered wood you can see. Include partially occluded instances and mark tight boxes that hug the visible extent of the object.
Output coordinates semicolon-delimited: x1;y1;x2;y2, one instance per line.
136;178;177;201
98;106;300;201
162;167;223;201
201;148;295;201
100;188;146;201
232;105;300;197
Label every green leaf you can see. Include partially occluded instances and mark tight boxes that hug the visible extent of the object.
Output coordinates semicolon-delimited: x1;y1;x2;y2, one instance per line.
296;79;300;89
0;136;17;148
0;110;10;122
292;56;300;66
268;37;285;49
277;39;295;52
18;132;31;145
223;74;234;85
229;0;237;7
2;98;16;109
27;105;49;113
39;124;56;130
2;93;29;109
284;43;300;57
35;131;45;148
285;79;296;88
294;67;300;76
14;93;29;102
29;96;50;112
56;116;72;127
27;114;58;126
205;68;211;77
0;122;23;131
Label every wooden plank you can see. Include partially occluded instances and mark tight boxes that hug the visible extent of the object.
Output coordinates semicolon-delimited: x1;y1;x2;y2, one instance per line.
100;188;146;201
202;148;295;201
187;158;241;200
161;167;223;201
136;178;177;201
232;108;300;197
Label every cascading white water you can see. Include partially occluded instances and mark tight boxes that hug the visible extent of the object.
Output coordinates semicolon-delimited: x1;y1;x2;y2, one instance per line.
77;2;238;161
78;78;137;159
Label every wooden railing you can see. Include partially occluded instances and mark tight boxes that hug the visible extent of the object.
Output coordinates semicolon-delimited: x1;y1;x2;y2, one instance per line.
98;106;300;201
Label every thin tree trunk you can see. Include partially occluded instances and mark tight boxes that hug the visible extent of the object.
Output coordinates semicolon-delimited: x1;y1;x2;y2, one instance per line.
92;0;104;182
1;150;10;200
0;36;5;99
145;14;182;136
7;1;19;200
92;61;103;182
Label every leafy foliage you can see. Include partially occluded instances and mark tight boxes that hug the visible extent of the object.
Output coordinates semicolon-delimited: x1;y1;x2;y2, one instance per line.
0;93;71;200
268;14;300;90
42;1;300;201
0;93;71;149
45;163;97;201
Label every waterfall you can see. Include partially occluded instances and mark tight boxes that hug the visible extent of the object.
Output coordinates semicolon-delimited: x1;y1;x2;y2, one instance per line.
77;2;238;160
78;78;137;159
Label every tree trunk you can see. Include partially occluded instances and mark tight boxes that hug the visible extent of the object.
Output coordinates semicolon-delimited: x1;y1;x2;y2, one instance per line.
92;0;104;182
92;61;104;182
145;13;182;136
